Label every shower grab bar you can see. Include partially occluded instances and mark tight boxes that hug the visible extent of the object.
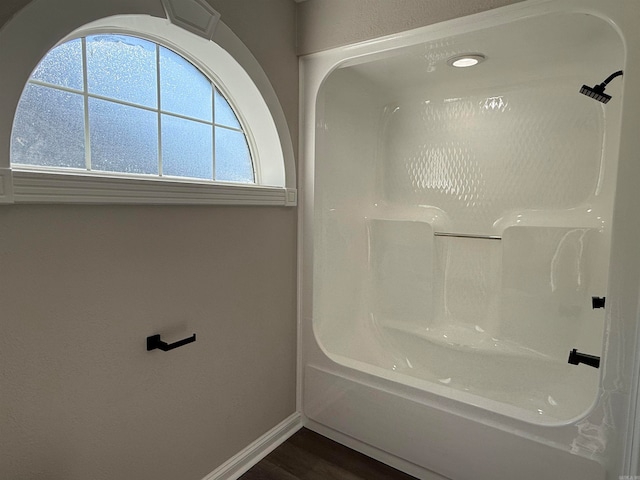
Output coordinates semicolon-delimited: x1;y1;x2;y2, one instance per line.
434;232;502;241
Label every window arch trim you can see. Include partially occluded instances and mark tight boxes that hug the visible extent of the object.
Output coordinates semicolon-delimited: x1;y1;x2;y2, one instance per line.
0;8;296;206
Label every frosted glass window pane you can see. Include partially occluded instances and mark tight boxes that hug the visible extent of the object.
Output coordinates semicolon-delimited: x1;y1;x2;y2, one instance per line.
86;35;157;108
12;36;261;187
214;89;241;129
31;38;83;90
215;127;254;183
162;115;213;179
160;47;212;122
11;84;85;169
89;98;158;174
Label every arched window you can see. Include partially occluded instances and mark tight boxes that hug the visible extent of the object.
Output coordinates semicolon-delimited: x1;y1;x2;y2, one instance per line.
0;11;296;206
12;34;255;184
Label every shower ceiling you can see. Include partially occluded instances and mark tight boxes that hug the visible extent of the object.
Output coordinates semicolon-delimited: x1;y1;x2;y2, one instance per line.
342;13;620;95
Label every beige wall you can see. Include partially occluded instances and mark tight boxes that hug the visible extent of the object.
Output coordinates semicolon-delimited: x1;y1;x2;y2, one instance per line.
0;0;31;23
296;0;525;55
0;2;298;480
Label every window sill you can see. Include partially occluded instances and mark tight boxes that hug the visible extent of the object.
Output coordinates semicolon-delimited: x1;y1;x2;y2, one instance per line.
0;168;296;206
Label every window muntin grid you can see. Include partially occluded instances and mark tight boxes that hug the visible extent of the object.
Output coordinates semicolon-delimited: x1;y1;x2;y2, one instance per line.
11;34;255;184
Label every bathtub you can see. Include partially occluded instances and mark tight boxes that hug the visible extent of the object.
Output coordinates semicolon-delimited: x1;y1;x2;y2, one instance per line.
300;1;640;479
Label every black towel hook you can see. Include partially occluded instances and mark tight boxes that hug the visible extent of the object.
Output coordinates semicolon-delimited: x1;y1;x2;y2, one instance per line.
147;333;196;352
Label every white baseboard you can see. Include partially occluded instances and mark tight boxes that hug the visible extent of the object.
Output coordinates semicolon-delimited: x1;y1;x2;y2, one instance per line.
201;412;303;480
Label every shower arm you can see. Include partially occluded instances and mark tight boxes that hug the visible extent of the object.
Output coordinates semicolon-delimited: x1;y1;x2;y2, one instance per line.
600;70;624;87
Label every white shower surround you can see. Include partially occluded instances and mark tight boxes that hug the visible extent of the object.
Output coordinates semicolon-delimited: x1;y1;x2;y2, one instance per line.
299;1;640;479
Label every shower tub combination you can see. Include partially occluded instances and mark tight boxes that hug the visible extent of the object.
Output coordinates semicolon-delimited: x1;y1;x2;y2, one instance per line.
300;2;638;479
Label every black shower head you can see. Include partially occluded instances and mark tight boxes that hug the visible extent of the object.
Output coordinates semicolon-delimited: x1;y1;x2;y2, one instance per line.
580;84;612;103
580;70;623;104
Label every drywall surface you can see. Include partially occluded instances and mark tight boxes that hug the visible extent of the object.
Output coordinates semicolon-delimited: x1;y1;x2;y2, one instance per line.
0;1;298;480
0;0;31;24
0;205;298;480
296;0;526;55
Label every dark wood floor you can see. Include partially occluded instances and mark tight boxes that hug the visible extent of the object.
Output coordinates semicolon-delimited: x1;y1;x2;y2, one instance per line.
239;428;418;480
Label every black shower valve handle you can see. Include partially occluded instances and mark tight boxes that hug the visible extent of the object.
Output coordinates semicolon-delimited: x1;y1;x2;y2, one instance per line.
146;333;196;352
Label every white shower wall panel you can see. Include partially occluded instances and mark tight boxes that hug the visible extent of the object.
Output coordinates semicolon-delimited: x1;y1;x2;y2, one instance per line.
313;43;613;423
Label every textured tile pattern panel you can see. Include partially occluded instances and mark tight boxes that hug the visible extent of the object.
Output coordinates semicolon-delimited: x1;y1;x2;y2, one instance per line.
382;83;604;233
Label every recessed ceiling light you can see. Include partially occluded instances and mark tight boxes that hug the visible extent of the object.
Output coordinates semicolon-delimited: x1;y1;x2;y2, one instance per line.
447;54;486;68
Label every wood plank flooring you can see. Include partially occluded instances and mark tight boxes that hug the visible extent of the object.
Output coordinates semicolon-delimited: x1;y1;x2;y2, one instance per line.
239;428;418;480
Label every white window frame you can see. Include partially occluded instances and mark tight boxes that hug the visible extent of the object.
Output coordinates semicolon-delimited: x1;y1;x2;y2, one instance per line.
0;9;296;206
